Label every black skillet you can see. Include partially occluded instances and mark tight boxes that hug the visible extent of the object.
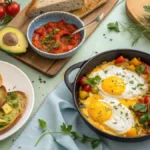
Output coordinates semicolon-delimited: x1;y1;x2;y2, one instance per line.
64;49;150;142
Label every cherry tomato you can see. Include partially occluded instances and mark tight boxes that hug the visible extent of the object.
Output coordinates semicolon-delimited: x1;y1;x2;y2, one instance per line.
147;129;150;134
6;1;20;17
32;33;40;41
144;67;149;74
137;111;143;119
148;121;150;126
83;85;91;92
0;6;5;19
138;98;144;103
0;0;7;7
115;56;125;64
144;96;150;104
79;77;86;86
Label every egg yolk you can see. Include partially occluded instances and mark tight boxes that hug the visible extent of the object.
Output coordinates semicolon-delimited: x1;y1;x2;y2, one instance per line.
102;76;126;95
88;101;112;123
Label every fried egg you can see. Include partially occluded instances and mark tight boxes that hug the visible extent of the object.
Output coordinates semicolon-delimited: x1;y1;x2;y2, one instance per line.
86;96;134;134
89;65;148;99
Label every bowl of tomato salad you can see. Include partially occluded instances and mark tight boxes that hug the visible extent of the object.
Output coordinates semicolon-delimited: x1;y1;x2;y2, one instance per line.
27;11;86;59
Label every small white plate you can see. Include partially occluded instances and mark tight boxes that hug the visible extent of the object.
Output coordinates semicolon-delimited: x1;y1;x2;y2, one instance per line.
0;61;34;140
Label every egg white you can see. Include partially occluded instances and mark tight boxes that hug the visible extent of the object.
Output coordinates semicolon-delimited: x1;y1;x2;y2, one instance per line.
90;65;148;99
99;97;134;134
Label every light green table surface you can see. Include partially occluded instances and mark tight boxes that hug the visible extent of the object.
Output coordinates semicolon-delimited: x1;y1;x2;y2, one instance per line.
0;0;150;150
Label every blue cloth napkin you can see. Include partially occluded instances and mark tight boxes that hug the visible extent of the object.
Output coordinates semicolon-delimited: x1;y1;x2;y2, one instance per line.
10;73;150;150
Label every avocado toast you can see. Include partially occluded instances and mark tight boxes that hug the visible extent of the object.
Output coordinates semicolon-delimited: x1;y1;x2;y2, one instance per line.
0;75;27;135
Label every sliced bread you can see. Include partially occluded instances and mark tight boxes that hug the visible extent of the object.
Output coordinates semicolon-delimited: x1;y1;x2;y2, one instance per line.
0;86;7;108
26;0;84;17
0;91;27;134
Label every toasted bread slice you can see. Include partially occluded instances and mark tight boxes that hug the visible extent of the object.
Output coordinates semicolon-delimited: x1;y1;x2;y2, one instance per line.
26;0;84;17
0;91;27;134
0;75;2;87
0;86;7;108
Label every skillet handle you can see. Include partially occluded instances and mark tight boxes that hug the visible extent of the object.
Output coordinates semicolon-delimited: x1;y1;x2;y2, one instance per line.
64;60;87;92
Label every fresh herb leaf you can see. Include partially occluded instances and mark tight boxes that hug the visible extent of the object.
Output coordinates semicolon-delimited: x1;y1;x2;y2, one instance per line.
53;42;60;48
6;92;17;101
36;119;101;149
91;140;101;149
12;103;18;108
147;111;150;120
84;75;101;87
137;84;144;87
41;40;49;44
120;22;150;46
65;35;72;41
46;32;54;39
144;6;150;12
132;87;136;90
107;22;120;32
53;28;60;34
61;123;72;134
139;114;148;124
38;119;47;129
79;103;86;109
46;45;52;51
135;65;146;74
133;103;147;112
71;131;80;140
129;80;134;84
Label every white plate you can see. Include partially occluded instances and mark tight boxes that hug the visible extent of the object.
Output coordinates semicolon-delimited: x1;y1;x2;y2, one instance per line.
0;61;34;140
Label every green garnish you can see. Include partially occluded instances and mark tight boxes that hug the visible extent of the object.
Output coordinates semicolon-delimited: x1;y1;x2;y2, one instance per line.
79;103;86;109
107;22;120;32
131;102;150;124
53;42;60;49
144;6;150;12
132;87;136;90
133;103;147;113
65;35;72;41
12;103;18;108
6;92;17;101
129;80;134;84
53;28;60;34
135;65;146;74
46;45;52;51
41;32;54;44
35;119;101;149
84;75;101;87
137;84;144;87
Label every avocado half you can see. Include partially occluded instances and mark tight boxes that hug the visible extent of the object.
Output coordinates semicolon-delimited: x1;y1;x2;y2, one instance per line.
0;26;28;54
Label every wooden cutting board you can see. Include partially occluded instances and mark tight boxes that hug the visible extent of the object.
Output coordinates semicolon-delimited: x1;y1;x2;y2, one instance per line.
7;0;118;77
126;0;150;38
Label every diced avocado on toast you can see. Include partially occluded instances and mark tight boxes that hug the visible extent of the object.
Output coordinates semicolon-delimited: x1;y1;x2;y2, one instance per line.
0;91;27;134
0;86;7;109
0;26;28;54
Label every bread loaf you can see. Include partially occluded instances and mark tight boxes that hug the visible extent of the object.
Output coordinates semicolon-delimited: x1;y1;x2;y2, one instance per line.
26;0;84;18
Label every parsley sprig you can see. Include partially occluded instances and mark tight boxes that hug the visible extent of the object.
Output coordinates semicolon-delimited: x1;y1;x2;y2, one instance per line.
131;101;150;124
84;75;101;87
35;119;101;149
144;6;150;12
107;22;120;32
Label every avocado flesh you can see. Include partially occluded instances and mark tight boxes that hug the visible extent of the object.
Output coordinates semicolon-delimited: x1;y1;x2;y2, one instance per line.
0;26;28;54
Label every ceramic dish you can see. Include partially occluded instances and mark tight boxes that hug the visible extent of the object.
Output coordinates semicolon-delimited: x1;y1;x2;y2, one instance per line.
0;61;34;140
27;11;86;59
64;49;150;142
